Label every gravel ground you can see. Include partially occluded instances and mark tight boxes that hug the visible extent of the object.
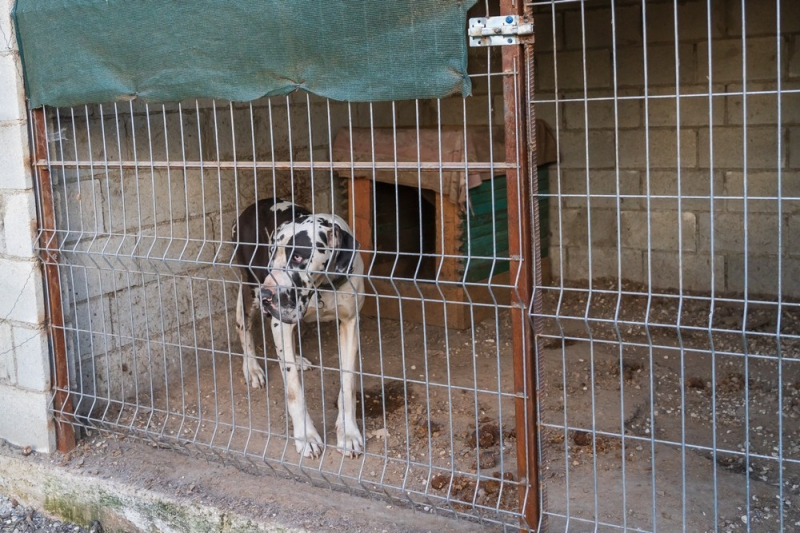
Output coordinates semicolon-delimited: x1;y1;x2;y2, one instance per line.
0;495;102;533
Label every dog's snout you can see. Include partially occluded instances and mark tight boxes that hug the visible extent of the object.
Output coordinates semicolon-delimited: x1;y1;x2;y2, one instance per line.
260;288;274;302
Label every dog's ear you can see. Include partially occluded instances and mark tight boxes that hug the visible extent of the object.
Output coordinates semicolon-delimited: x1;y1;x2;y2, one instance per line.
328;224;360;274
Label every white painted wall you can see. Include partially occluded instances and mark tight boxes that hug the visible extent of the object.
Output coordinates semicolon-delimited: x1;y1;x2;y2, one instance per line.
0;0;55;452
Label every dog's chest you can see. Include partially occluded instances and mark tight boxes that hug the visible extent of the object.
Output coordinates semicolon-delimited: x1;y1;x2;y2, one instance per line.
302;290;340;323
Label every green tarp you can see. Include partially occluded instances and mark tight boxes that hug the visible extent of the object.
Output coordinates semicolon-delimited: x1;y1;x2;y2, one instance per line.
13;0;476;108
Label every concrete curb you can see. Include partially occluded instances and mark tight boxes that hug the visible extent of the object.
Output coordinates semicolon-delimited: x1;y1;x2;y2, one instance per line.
0;454;302;532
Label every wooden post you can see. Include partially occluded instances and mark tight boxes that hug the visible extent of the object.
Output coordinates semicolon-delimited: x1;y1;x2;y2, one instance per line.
32;108;76;452
434;192;462;282
347;177;373;269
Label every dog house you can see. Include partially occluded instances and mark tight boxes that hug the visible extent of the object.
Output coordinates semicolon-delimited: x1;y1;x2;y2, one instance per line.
335;123;556;328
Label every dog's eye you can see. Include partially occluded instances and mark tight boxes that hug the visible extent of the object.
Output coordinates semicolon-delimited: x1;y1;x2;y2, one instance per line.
291;253;304;264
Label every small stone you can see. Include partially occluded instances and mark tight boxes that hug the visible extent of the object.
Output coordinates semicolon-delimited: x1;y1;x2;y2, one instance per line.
22;446;32;457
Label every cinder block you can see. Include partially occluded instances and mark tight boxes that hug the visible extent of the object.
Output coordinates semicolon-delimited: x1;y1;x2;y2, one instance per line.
557;130;617;169
620;210;697;252
0;52;26;123
563;5;641;50
530;8;563;52
725;253;783;296
697;126;786;170
791;38;800;79
0;322;15;383
538;50;612;91
791;127;800;169
726;0;800;37
73;296;114;358
533;100;562;132
724;170;800;210
2;190;37;258
617;129;697;169
0;259;44;324
649;251;725;292
556;169;641;209
791;215;800;257
646;86;726;127
0;120;33;190
555;207;618;248
565;246;644;284
648;169;725;212
784;259;800;298
696;37;785;84
616;44;697;88
564;95;641;130
646;0;725;43
12;326;49;392
726;90;800;126
696;210;788;254
56;178;106;240
0;385;55;452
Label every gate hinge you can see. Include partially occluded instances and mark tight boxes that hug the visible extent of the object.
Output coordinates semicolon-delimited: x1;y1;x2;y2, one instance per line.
468;15;534;47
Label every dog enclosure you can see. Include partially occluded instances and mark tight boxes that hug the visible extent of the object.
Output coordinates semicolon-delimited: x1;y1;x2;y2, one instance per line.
17;0;800;531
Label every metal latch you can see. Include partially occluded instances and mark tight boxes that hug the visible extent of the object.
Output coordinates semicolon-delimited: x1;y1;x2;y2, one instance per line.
468;15;534;47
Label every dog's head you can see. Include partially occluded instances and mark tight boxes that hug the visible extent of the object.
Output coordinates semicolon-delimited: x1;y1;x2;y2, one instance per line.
259;215;359;323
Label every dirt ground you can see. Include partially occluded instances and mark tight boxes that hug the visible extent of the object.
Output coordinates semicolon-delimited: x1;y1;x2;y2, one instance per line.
77;281;800;532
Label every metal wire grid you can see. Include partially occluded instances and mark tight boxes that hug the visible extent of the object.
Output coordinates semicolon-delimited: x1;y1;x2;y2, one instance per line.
530;0;799;531
30;13;536;531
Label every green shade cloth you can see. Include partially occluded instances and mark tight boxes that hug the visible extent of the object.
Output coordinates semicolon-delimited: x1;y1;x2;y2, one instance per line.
13;0;476;108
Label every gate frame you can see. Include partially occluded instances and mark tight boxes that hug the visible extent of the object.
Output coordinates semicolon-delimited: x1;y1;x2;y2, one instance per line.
501;0;540;528
29;8;543;524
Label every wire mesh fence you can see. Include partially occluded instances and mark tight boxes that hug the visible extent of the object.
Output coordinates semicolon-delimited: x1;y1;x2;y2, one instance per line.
28;0;800;531
31;2;536;529
530;0;799;531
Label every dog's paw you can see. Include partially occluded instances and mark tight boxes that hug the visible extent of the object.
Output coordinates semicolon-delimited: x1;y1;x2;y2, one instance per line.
337;425;364;458
244;359;266;389
280;357;314;373
294;427;324;458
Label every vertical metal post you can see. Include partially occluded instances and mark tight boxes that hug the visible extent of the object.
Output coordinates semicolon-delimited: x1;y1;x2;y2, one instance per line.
31;107;76;452
500;0;539;528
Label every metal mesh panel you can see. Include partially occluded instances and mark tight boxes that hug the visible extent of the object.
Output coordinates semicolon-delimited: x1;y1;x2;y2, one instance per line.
531;0;798;531
31;3;536;528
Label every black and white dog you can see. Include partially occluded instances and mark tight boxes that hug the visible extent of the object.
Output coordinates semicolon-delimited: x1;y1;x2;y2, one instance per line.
232;198;364;458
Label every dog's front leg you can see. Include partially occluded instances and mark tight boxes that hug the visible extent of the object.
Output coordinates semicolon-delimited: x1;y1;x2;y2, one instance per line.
271;317;323;458
336;316;363;457
237;285;265;388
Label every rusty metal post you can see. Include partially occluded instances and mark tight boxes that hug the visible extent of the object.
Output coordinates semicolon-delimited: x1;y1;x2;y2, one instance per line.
31;107;76;452
500;0;539;528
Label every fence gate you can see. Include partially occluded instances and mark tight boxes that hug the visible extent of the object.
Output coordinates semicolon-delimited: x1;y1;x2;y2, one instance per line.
29;0;542;530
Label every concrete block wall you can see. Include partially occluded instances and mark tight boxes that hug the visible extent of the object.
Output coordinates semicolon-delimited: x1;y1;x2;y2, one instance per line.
0;1;55;452
534;0;800;297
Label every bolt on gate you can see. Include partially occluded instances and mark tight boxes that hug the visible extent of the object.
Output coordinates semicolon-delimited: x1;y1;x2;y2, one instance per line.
27;0;542;530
